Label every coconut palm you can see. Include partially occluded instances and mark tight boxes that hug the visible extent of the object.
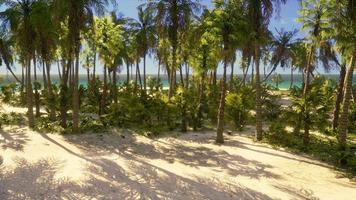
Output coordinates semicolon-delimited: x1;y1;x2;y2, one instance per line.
330;0;356;149
0;0;38;128
244;0;287;141
298;0;331;145
0;30;21;83
208;0;246;143
53;0;113;132
146;0;201;97
131;6;156;93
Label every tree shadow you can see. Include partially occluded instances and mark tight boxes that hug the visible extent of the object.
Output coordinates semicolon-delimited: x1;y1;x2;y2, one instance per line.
62;131;281;180
0;157;79;200
272;184;320;200
0;127;30;151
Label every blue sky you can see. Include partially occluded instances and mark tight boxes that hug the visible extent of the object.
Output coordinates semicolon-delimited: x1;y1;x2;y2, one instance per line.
0;0;324;76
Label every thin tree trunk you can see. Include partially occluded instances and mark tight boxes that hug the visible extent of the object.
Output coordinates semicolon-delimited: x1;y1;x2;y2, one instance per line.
213;69;217;86
113;66;118;103
143;53;147;92
60;58;70;128
72;49;80;133
185;63;189;89
46;62;55;120
57;60;62;80
230;58;235;84
216;60;228;144
27;59;34;128
255;50;263;141
5;63;21;83
100;65;108;115
338;54;355;150
332;64;346;131
289;66;294;89
179;65;184;88
302;46;315;146
126;62;130;85
33;58;40;117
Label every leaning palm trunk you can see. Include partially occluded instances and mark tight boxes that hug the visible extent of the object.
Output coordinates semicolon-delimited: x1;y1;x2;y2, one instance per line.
289;66;294;89
302;47;314;146
216;59;228;144
338;53;355;150
332;64;346;131
26;59;34;128
255;50;263;141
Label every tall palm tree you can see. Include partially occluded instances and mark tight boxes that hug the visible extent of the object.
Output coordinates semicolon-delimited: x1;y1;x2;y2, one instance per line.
54;0;113;133
209;0;245;143
147;0;201;97
264;28;297;81
0;0;38;128
331;0;356;149
131;6;156;93
244;0;287;141
299;0;330;145
0;30;21;83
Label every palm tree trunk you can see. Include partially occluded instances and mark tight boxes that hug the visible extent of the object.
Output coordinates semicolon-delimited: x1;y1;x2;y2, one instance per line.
26;59;34;128
126;62;130;85
46;62;55;120
230;58;234;84
255;50;263;141
332;64;346;131
113;66;118;103
72;49;80;133
57;60;62;80
290;66;294;89
338;53;355;150
216;59;228;144
179;65;184;88
213;69;217;86
302;46;314;146
143;53;147;92
100;65;108;115
185;63;189;89
33;58;40;117
60;58;70;128
5;63;21;83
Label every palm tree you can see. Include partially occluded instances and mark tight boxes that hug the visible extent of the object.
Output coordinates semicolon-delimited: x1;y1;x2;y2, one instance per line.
0;0;38;128
244;0;287;141
147;0;201;97
209;0;245;143
131;6;156;93
299;0;330;145
264;29;297;81
0;30;21;83
54;0;113;133
331;0;356;149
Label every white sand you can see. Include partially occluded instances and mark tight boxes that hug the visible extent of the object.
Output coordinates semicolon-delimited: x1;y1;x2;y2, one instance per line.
0;104;355;200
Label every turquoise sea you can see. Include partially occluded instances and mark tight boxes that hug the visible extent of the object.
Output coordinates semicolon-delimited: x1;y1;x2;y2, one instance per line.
0;74;355;90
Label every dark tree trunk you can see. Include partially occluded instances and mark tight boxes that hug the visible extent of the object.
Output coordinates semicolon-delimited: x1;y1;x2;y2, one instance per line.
143;54;147;92
216;60;228;144
126;62;130;85
26;59;34;128
72;49;80;133
60;58;70;128
290;66;294;89
33;58;40;117
302;47;314;146
100;65;108;115
255;50;263;141
46;62;55;120
113;66;118;103
332;64;346;131
338;54;355;150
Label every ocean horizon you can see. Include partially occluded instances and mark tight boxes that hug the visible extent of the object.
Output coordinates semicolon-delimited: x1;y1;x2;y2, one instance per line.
0;74;355;90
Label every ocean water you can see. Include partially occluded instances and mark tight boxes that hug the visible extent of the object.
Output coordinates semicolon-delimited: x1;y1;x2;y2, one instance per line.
0;74;355;90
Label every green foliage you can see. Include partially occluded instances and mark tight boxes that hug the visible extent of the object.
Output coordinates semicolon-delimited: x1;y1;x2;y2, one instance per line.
225;87;254;130
0;112;26;126
1;83;17;103
284;76;335;133
266;124;356;175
